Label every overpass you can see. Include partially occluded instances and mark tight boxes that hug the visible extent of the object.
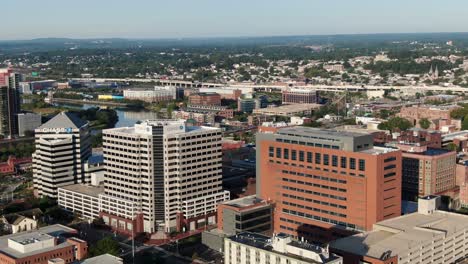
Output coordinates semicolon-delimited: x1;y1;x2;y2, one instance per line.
72;78;468;93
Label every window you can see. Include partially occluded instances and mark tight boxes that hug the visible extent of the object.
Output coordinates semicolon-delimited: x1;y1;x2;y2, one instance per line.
269;147;274;158
340;157;347;168
384;164;396;170
350;158;356;169
291;150;297;161
307;152;312;163
359;159;366;171
384;156;397;162
276;148;282;158
315;153;321;164
332;155;338;167
284;149;289;159
299;151;304;162
324;154;329;165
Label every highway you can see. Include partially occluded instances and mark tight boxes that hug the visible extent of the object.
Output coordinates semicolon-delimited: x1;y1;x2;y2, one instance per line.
72;77;468;93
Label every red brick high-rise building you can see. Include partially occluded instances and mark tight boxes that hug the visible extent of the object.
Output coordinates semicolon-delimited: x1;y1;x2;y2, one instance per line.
256;127;402;243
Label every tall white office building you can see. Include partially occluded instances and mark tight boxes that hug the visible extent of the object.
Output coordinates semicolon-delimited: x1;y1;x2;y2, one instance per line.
33;112;91;198
100;120;229;233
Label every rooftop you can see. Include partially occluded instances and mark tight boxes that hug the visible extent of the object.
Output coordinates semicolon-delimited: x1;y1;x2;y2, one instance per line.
59;184;104;198
331;210;468;260
228;232;340;263
0;224;76;259
277;127;370;139
222;195;269;209
79;254;122;264
37;112;88;130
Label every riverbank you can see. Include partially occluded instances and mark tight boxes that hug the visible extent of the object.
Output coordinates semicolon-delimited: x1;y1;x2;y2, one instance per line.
50;98;130;107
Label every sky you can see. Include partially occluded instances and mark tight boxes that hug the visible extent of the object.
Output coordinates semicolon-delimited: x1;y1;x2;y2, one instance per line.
2;0;468;40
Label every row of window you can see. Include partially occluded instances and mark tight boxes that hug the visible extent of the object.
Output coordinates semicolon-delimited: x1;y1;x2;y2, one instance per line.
282;178;347;193
281;170;347;184
282;186;346;201
268;147;366;171
283;201;347;218
283;208;357;230
283;193;347;209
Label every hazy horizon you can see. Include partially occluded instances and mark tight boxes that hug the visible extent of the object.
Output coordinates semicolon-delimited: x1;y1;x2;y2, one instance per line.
3;0;468;41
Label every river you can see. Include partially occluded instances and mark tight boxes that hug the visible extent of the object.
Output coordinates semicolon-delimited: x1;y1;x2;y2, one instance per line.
53;103;160;128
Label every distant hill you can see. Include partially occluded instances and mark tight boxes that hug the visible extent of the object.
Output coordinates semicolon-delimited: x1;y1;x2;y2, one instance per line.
1;32;468;54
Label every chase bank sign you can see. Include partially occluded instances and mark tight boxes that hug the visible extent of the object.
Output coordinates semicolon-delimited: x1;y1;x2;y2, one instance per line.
41;127;74;133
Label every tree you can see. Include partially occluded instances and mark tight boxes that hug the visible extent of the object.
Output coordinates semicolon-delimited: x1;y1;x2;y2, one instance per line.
446;142;458;152
89;236;120;257
419;118;431;129
462;114;468;130
378;117;413;132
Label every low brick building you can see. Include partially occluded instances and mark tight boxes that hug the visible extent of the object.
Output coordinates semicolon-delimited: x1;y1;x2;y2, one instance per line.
0;225;87;264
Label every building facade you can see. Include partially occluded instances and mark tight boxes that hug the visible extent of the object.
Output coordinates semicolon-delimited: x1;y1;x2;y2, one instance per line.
188;92;221;106
17;113;42;137
401;147;456;201
0;69;21;138
217;195;273;235
33;112;91;198
100;120;229;233
0;225;87;264
58;184;103;220
331;196;468;264
397;105;461;130
282;89;320;105
257;128;402;243
224;232;343;264
123;86;176;103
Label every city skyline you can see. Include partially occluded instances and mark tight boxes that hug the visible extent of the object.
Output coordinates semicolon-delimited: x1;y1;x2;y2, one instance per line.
3;0;468;40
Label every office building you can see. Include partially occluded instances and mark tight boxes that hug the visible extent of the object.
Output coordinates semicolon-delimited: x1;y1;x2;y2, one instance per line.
33;112;92;198
199;87;242;100
253;104;321;117
238;98;257;113
100;120;229;234
224;232;343;264
282;88;320;105
217;195;273;235
202;195;273;252
17;113;42;137
186;104;234;119
0;69;21;138
257;127;402;243
189;92;221;106
331;196;468;264
0;225;87;264
401;145;456;201
172;110;215;125
123;86;176;103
